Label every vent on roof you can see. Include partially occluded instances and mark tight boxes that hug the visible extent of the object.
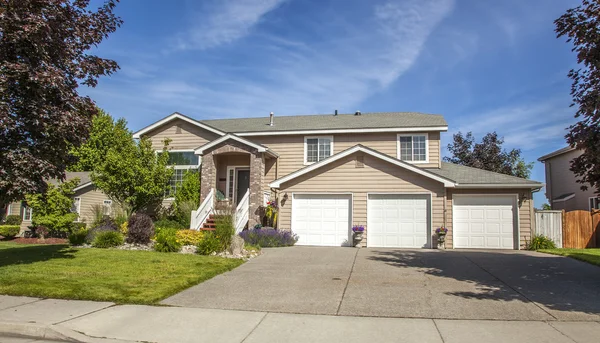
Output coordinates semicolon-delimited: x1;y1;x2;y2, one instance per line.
334;110;338;116
269;112;274;126
355;155;364;168
355;110;361;116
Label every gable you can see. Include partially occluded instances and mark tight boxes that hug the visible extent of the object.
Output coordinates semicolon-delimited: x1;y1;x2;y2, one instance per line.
145;118;222;150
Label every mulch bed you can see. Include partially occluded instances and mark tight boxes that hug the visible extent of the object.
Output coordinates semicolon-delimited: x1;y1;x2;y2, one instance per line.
1;237;67;244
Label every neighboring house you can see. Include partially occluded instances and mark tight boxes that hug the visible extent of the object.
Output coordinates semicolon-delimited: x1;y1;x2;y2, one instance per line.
3;172;113;232
538;146;599;211
134;111;543;250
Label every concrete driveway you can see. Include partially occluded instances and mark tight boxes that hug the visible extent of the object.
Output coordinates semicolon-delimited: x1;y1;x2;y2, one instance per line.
162;247;600;321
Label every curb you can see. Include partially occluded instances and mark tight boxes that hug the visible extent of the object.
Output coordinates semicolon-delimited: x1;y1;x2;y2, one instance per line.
0;321;134;343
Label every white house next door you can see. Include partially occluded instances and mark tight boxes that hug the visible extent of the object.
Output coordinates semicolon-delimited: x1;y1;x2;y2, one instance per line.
367;194;430;248
292;194;351;246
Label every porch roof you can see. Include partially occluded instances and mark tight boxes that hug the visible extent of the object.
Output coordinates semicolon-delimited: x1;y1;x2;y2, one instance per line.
194;134;279;157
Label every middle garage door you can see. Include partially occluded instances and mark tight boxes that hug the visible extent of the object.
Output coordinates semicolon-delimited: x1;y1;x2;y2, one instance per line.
367;194;430;248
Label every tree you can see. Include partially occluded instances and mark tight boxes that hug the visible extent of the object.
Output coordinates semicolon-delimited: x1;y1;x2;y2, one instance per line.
444;131;534;179
0;0;122;208
555;0;600;194
91;133;174;213
25;178;80;235
69;109;131;172
172;170;200;227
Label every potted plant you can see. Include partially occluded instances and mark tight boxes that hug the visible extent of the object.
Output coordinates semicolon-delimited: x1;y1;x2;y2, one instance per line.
435;227;448;247
352;225;365;247
264;200;278;229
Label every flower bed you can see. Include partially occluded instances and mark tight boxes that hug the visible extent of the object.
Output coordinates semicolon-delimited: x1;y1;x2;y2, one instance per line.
4;237;68;245
239;228;298;247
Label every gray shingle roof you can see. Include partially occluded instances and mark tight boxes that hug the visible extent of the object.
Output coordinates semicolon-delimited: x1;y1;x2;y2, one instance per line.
425;162;542;186
48;172;92;187
201;112;447;133
538;146;576;161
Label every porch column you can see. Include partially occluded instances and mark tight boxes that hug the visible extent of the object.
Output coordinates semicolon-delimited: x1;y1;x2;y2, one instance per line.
200;154;216;203
249;151;265;227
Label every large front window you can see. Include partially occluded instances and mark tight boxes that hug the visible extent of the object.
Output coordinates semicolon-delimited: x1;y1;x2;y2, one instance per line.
305;136;333;164
398;134;427;162
164;150;200;198
167;151;199;166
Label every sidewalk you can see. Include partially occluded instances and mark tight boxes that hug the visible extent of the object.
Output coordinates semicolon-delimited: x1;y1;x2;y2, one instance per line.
1;295;599;343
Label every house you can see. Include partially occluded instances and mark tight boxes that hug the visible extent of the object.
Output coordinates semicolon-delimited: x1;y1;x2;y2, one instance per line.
3;172;113;232
134;111;543;249
538;146;599;211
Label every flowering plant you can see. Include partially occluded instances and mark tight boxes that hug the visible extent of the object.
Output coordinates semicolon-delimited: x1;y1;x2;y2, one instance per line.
435;227;448;235
265;200;278;227
352;225;365;233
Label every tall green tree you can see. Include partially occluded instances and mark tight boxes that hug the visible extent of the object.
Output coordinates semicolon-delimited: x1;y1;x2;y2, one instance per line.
25;178;80;234
444;131;534;179
555;0;600;194
69;109;131;172
92;134;174;213
0;0;122;207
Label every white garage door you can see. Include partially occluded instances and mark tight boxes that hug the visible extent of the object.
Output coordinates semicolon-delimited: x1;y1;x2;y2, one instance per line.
367;194;430;248
453;195;516;249
292;194;351;246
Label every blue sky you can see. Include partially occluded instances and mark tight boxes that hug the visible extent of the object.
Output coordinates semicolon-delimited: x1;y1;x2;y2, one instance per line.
86;0;581;206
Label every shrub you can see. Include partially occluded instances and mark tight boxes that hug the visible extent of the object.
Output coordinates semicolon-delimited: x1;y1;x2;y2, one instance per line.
120;222;128;235
33;213;78;237
0;225;20;238
92;231;124;248
239;229;298;247
154;218;185;230
214;203;235;250
197;232;222;255
34;225;49;239
175;229;204;246
528;235;557;250
68;229;88;246
72;222;87;230
4;215;22;225
127;213;154;244
154;228;182;253
86;217;119;243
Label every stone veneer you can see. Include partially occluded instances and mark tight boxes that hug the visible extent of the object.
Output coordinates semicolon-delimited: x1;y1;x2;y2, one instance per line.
199;140;266;228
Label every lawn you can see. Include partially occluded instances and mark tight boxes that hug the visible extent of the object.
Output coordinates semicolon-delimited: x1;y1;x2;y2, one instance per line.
538;248;600;267
0;242;243;304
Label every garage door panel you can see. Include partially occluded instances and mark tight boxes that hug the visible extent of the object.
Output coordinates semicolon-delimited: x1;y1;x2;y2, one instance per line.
453;196;516;249
293;194;351;246
368;194;430;248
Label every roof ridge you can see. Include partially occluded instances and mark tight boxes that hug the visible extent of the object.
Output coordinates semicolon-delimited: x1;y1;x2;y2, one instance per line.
200;111;443;122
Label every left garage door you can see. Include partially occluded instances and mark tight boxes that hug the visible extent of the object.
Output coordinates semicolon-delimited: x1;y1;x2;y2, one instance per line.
292;194;351;246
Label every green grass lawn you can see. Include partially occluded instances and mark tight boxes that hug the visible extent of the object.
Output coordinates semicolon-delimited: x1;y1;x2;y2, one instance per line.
0;242;243;304
538;248;600;267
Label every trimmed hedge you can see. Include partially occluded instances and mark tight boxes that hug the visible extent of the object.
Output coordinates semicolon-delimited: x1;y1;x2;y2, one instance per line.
4;215;22;225
0;225;20;238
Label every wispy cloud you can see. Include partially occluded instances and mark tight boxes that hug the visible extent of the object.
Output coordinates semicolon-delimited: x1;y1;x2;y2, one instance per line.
174;0;287;51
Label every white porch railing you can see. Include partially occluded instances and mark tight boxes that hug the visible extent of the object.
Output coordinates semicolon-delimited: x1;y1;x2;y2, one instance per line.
234;188;250;233
191;188;214;230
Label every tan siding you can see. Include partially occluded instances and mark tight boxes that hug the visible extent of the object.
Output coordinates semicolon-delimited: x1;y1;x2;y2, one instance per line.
253;131;441;182
5;201;31;232
144;119;221;150
544;150;597;211
277;152;446;247
75;187;110;227
447;189;533;249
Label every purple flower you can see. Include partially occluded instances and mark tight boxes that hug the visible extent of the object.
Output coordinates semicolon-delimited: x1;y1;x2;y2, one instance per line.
435;227;448;234
352;225;365;232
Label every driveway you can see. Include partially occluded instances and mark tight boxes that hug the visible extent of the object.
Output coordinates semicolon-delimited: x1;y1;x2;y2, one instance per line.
162;247;600;321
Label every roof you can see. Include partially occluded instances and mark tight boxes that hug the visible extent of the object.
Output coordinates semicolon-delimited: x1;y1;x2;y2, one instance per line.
538;146;576;161
202;112;448;135
132;111;448;138
194;133;278;157
425;162;543;188
269;145;456;188
552;193;575;202
48;172;94;191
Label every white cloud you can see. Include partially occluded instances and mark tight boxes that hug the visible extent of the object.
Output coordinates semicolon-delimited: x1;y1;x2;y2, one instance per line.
174;0;287;50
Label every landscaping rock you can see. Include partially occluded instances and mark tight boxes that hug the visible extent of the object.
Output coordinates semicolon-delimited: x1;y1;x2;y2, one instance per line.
229;235;244;255
180;245;197;254
117;242;154;251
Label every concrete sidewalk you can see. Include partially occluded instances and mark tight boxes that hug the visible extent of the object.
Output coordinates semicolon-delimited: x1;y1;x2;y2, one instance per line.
1;296;600;343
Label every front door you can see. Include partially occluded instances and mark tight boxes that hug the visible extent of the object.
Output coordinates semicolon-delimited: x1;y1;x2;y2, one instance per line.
236;169;250;205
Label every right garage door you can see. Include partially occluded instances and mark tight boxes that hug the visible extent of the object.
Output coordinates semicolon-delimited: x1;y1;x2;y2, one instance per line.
453;195;516;249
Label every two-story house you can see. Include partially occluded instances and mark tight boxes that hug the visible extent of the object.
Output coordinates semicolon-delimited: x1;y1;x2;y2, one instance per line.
134;111;543;249
538;146;599;211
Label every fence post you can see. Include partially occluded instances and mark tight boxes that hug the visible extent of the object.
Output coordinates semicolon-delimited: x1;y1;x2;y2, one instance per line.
561;209;566;248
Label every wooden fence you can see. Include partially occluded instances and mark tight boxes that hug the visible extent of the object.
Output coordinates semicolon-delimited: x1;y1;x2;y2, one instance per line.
562;210;600;249
535;211;563;248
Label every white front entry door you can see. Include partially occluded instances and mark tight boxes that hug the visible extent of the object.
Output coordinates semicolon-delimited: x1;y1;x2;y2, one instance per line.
367;194;430;248
453;195;516;249
292;194;351;246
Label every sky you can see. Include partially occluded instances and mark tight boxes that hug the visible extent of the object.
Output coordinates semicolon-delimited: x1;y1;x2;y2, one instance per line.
85;0;582;207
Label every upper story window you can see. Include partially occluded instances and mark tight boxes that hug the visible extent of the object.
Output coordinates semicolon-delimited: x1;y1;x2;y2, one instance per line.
590;197;600;211
304;136;333;164
397;134;428;163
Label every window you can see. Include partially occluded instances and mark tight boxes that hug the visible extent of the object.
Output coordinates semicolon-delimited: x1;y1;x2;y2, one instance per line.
21;204;32;221
103;200;112;216
5;204;11;217
397;134;428;162
590;197;600;211
167;151;199;166
72;197;81;221
165;169;195;198
304;136;333;164
228;169;235;199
